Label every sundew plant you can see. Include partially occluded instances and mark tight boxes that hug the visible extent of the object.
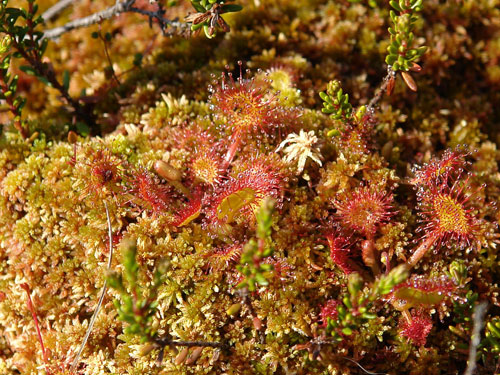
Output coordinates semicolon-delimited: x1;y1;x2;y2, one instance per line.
0;0;500;374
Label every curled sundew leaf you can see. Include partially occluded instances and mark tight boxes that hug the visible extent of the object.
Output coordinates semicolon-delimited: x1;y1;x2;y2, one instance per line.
217;187;256;223
391;275;457;310
204;157;284;230
394;287;446;305
172;190;203;227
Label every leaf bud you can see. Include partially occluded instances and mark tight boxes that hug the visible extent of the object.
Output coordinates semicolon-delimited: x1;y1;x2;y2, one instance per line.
154;160;182;182
347;273;364;297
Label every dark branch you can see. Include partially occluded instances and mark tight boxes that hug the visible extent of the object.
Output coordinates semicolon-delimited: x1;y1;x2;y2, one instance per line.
367;66;396;111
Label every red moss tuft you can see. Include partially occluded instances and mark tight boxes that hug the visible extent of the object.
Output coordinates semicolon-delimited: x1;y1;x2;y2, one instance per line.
333;186;395;237
399;312;433;346
126;167;171;214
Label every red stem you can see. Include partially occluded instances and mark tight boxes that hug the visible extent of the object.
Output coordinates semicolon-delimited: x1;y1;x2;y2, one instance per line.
20;283;49;366
407;234;439;268
0;79;27;138
220;132;242;172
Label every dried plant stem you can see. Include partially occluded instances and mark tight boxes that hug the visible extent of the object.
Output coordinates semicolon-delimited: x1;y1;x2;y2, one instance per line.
97;26;121;86
464;302;488;375
242;291;265;343
367;67;396;111
155;337;226;363
342;357;389;375
43;0;186;39
70;201;114;372
44;0;134;39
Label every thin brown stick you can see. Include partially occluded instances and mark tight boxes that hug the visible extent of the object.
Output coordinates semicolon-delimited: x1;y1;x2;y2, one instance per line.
9;36;96;128
97;25;121;86
70;201;114;372
367;66;396;111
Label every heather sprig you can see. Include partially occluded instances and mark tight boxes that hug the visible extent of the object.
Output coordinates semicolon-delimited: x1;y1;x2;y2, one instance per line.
319;80;370;140
236;197;275;291
107;237;166;343
319;80;353;122
386;0;427;71
0;0;96;134
386;0;427;91
0;35;27;137
108;238;225;362
326;265;409;340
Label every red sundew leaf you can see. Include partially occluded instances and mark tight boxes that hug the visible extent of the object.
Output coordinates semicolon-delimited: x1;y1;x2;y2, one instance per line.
410;147;468;187
415;172;482;250
391;275;457;308
80;146;123;201
204;157;285;229
126;167;171;214
205;244;243;271
394;287;447;305
190;147;222;186
209;62;286;140
333;186;395;236
399;313;433;346
172;192;203;227
326;231;354;275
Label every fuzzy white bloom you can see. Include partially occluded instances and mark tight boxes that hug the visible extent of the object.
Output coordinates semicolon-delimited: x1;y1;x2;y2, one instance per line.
276;130;322;173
